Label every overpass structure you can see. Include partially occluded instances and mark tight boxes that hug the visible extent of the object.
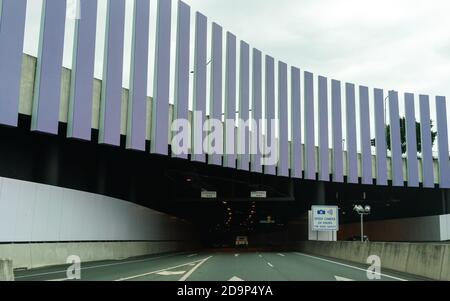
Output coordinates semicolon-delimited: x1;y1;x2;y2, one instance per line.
0;0;449;277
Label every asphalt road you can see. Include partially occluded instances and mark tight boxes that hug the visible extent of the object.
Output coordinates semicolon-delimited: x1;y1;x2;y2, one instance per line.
14;251;427;281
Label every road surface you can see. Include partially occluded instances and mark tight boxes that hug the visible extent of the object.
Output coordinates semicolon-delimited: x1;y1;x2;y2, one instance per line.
15;251;426;281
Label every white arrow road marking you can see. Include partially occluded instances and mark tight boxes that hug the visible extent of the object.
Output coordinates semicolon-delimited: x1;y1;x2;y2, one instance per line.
277;253;285;257
267;262;274;268
294;252;407;281
334;275;354;281
115;257;212;281
179;256;213;281
229;276;244;281
157;271;186;276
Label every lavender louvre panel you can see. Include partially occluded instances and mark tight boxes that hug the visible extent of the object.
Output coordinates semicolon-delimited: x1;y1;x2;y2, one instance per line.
191;12;207;163
318;76;329;181
374;88;387;186
419;95;434;188
172;1;190;158
345;83;357;183
126;0;150;151
278;61;288;177
435;96;450;188
250;47;261;173
331;80;343;183
224;32;236;168
264;56;276;175
389;91;404;186
304;71;315;180
359;85;372;185
0;0;27;126
404;93;419;187
99;0;126;146
67;0;97;141
208;22;223;166
31;0;67;134
151;0;171;155
291;67;302;178
237;42;250;171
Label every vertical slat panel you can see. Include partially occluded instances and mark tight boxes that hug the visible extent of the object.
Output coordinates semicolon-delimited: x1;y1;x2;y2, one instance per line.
436;96;450;188
419;95;434;188
304;71;315;180
208;22;223;166
98;0;125;145
224;32;236;168
318;76;329;181
264;55;276;175
191;12;207;162
345;83;358;183
331;80;343;183
31;0;67;134
291;67;302;178
278;61;288;177
249;47;261;172
0;0;27;126
237;42;250;171
359;85;372;185
67;0;98;141
126;0;150;150
374;88;388;185
171;0;190;157
151;0;171;155
389;91;403;186
404;93;419;187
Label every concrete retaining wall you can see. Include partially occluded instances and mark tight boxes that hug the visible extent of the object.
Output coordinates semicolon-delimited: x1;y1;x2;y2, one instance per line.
0;259;14;281
296;241;450;280
0;241;199;270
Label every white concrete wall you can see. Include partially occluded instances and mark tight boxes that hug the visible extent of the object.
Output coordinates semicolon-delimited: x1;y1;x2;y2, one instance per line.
0;176;196;242
338;214;450;242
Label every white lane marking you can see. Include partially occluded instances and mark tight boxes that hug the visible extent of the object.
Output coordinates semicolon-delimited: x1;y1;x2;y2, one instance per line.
258;255;262;258
16;251;189;279
187;254;198;258
229;276;244;281
115;258;209;281
335;275;354;281
46;278;69;281
157;271;186;276
234;254;239;257
277;253;285;257
179;256;212;281
294;252;407;281
267;262;274;268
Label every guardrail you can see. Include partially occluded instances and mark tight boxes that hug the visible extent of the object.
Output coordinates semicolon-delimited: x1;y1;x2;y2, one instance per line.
296;240;450;281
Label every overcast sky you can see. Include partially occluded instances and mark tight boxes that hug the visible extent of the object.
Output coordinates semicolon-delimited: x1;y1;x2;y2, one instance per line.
22;0;450;148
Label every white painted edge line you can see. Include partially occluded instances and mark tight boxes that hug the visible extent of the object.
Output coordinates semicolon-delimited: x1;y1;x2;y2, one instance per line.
294;252;407;281
277;253;285;257
16;251;190;279
116;257;211;281
46;278;69;281
187;254;198;258
179;256;213;281
267;262;274;268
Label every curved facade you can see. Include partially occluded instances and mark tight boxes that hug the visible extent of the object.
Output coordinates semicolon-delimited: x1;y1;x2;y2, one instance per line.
0;0;449;189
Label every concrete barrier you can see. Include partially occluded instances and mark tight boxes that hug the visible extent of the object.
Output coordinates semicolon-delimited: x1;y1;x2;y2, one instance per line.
0;241;200;270
296;241;450;281
0;259;14;281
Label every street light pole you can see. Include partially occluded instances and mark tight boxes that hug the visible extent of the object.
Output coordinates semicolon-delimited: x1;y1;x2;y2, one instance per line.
353;204;371;242
360;213;364;242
